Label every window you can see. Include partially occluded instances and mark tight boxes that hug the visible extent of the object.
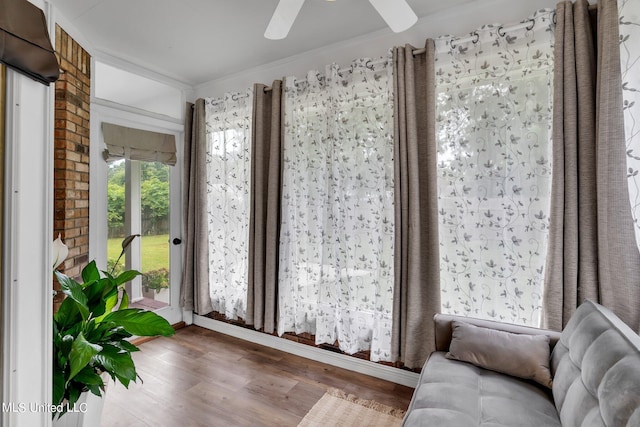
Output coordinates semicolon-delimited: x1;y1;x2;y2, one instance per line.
205;91;253;320
434;14;555;326
278;56;395;361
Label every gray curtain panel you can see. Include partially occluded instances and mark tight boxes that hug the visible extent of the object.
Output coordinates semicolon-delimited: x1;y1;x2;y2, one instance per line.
246;82;283;334
391;41;441;369
179;99;213;314
543;0;640;332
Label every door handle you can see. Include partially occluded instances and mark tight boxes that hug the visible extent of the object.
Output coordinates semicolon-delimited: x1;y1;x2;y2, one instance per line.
172;238;182;245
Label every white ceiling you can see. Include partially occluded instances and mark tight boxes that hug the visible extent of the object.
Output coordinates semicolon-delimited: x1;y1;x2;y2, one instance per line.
52;0;472;86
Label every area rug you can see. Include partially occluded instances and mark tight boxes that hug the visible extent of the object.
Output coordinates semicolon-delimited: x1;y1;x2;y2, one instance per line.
298;388;406;427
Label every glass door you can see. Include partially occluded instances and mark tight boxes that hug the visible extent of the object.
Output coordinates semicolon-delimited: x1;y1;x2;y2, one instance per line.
107;159;172;310
140;161;171;308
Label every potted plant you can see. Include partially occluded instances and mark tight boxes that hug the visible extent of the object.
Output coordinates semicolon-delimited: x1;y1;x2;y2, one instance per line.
142;268;170;294
52;235;175;424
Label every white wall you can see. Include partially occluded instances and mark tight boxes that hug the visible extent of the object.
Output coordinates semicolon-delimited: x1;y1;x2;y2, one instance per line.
3;72;54;427
195;0;558;99
2;1;57;425
2;4;55;427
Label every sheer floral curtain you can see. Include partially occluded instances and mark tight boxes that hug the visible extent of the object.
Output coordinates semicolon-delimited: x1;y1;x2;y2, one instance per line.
621;0;640;332
435;10;555;326
278;55;395;361
205;91;253;320
621;0;640;250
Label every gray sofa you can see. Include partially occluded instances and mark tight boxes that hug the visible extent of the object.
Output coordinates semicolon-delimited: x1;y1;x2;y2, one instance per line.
403;300;640;426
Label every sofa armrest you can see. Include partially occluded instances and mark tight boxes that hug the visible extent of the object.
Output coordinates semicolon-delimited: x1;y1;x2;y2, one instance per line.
433;313;562;352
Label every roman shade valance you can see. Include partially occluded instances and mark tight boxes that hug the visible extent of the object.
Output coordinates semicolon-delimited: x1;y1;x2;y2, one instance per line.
0;0;60;85
102;122;177;166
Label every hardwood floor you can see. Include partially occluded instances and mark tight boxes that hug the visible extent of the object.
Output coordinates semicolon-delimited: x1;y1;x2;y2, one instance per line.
101;326;415;426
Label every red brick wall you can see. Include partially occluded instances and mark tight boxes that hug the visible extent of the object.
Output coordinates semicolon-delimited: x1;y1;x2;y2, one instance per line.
53;26;91;307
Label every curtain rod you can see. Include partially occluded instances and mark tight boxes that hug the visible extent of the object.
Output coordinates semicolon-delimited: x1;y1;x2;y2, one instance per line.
262;11;551;88
262;57;389;93
431;17;536;52
263;8;565;86
417;8;561;55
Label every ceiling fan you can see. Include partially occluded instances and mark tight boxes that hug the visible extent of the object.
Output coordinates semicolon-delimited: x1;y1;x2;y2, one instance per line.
264;0;418;40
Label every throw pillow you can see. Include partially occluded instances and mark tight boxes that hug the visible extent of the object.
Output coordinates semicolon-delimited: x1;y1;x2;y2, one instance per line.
445;320;553;388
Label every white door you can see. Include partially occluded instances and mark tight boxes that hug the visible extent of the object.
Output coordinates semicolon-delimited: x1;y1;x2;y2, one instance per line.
91;106;183;325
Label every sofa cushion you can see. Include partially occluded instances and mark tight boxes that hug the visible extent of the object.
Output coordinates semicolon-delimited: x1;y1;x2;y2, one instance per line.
551;300;640;427
403;352;561;427
445;320;553;388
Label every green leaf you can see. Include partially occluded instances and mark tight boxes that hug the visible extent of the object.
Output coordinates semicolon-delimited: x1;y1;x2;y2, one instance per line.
101;309;175;337
54;297;81;330
73;365;107;396
87;384;103;397
59;334;75;358
84;319;98;342
67;386;81;412
68;332;102;383
94;345;136;387
81;260;101;283
101;269;115;280
94;291;119;323
55;271;80;290
55;272;90;321
117;340;140;353
115;270;141;287
120;289;129;310
52;367;66;406
74;366;105;393
106;325;133;339
84;278;116;312
102;280;120;300
84;283;108;319
83;280;104;305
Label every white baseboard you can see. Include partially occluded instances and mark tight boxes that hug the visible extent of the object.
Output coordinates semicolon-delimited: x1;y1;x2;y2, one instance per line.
192;315;419;388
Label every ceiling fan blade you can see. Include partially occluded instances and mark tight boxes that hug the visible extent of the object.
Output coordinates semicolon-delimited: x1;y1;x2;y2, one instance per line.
368;0;418;33
264;0;306;40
